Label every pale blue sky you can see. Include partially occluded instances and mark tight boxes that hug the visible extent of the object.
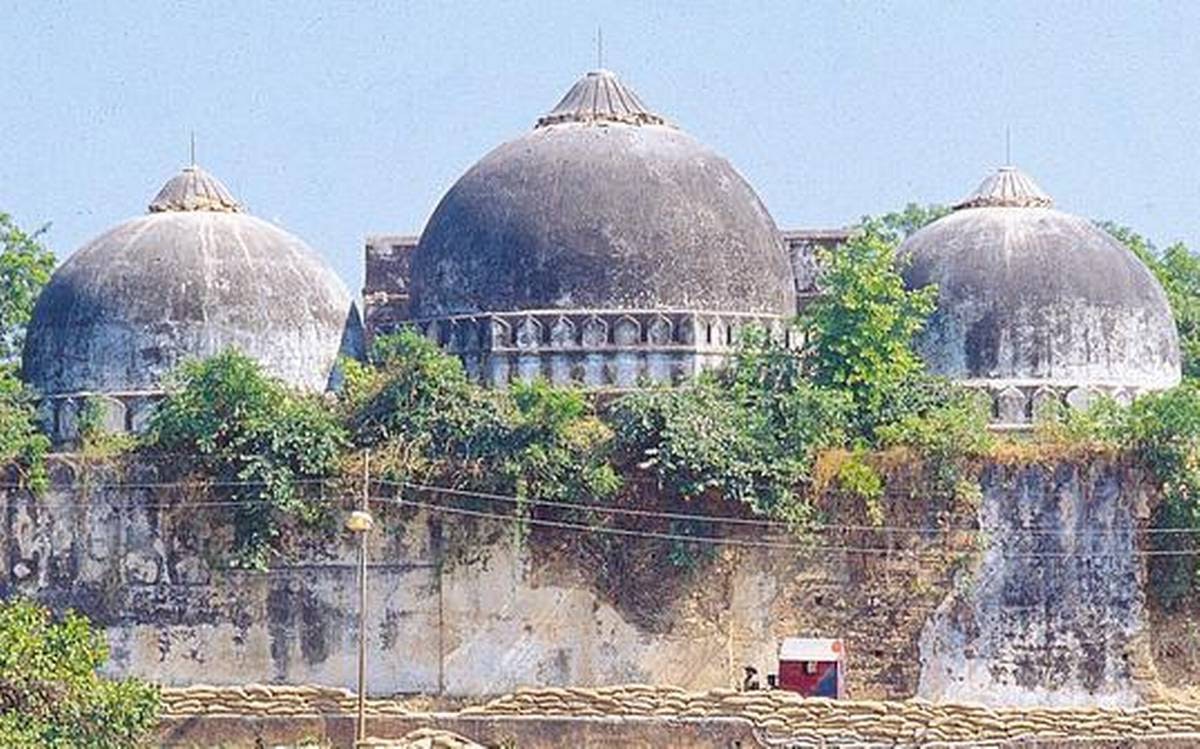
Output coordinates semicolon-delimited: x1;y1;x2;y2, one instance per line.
2;1;1198;292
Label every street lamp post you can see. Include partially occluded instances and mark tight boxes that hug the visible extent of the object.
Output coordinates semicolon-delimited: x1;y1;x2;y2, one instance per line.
345;452;374;746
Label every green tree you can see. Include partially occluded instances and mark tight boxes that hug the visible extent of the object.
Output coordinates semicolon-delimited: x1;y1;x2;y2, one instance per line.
0;212;57;362
798;223;938;417
0;599;160;748
872;203;951;243
344;329;504;461
1111;383;1200;602
501;379;621;511
146;350;348;568
345;329;619;511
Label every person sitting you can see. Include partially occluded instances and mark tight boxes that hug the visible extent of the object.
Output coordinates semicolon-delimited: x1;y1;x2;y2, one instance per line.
742;665;761;691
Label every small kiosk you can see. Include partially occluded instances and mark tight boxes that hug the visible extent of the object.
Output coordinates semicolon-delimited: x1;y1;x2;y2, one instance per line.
777;638;845;698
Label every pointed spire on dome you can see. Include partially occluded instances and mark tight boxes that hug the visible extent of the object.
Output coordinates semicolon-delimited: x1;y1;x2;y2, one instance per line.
535;69;669;129
954;166;1054;210
148;165;244;213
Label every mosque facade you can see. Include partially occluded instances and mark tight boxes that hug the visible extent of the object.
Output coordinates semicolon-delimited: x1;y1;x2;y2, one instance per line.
21;69;1181;441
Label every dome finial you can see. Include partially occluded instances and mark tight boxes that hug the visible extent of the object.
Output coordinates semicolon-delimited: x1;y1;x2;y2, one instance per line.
148;163;244;213
954;165;1053;210
535;69;669;128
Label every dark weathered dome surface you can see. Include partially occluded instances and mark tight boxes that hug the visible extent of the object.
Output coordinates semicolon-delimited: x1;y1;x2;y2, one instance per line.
23;166;362;396
898;167;1179;389
411;70;795;318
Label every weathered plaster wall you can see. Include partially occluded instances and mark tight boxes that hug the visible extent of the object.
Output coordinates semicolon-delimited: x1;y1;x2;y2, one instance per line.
918;461;1153;706
0;457;1163;705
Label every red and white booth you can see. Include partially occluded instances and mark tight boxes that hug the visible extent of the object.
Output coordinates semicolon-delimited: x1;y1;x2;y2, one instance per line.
777;637;845;698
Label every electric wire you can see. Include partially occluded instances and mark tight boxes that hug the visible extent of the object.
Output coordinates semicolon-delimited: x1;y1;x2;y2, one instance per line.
370;494;1200;560
9;472;1200;538
388;478;1194;537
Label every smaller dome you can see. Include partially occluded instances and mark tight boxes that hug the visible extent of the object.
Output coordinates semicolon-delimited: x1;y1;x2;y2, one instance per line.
23;164;362;401
898;166;1180;392
148;165;243;213
953;166;1053;209
535;69;667;128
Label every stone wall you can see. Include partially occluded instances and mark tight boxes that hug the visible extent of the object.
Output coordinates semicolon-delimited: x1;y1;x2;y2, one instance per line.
0;457;1169;705
363;235;418;347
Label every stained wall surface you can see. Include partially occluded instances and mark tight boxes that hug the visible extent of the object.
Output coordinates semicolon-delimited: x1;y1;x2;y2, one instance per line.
0;458;1165;705
919;462;1154;706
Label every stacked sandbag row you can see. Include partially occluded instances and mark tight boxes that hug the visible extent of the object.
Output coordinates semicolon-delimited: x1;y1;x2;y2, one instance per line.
462;685;1200;744
162;684;401;717
161;683;1200;744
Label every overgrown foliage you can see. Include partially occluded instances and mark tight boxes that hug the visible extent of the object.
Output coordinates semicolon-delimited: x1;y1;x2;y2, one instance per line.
1125;385;1200;603
344;329;502;460
871;203;951;243
0;599;160;747
145;350;348;569
346;330;620;523
610;331;849;529
0;365;49;492
0;212;56;490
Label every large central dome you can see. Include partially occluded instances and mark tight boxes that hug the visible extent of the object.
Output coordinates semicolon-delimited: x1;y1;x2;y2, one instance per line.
410;69;795;319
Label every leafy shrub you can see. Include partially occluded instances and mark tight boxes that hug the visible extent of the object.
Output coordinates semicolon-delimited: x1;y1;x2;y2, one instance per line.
834;450;886;526
500;379;620;510
874;376;993;503
1120;383;1200;602
0;598;160;747
346;329;504;461
75;396;136;460
1031;395;1130;448
0;364;49;492
146;349;348;569
610;331;849;528
347;329;620;519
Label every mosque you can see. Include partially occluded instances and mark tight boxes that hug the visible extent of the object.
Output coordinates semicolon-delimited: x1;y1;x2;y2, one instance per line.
21;69;1180;442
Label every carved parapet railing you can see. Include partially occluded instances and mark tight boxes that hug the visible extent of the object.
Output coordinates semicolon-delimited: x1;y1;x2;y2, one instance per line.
34;390;164;445
965;380;1151;431
384;309;795;388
